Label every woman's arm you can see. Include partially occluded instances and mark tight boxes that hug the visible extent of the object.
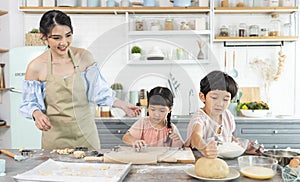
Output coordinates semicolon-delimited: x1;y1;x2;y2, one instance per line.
113;99;140;117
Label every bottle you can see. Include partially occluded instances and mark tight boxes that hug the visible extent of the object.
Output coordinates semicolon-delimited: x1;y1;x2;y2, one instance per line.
269;13;281;36
238;23;247;37
0;64;5;89
139;89;148;106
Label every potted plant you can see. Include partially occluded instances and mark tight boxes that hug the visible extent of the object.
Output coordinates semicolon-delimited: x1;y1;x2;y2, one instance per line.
131;46;142;61
111;83;123;100
25;28;45;46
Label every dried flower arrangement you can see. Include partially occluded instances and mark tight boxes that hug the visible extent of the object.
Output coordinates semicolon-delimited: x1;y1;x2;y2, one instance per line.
249;46;286;102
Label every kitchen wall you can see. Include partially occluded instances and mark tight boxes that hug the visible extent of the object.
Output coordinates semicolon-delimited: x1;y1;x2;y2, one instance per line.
1;1;300;121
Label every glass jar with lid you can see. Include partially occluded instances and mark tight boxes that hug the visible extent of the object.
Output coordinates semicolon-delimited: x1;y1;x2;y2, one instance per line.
238;23;247;37
260;28;269;36
219;25;229;37
249;25;259;36
165;16;174;31
135;17;144;31
269;0;279;7
269;13;281;36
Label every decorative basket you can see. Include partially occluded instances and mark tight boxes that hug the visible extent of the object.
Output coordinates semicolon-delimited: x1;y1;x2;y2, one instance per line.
25;33;45;46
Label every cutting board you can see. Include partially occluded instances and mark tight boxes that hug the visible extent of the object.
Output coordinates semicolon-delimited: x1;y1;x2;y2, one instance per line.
104;147;195;164
239;87;260;102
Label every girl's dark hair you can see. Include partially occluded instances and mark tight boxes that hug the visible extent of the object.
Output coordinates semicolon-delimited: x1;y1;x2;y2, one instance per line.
200;70;238;99
39;10;73;37
148;86;173;129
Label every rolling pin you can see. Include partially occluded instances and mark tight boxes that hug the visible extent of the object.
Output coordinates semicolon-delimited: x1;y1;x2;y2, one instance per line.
0;149;26;161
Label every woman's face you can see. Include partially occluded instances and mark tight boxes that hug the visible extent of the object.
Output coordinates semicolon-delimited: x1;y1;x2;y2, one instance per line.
148;105;170;124
47;25;72;56
200;90;231;116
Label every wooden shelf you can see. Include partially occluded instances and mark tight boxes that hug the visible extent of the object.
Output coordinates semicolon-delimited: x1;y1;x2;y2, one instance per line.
19;6;210;14
0;10;8;16
214;7;298;14
0;49;9;53
0;125;10;129
128;30;211;35
127;59;210;65
214;36;299;42
0;88;12;91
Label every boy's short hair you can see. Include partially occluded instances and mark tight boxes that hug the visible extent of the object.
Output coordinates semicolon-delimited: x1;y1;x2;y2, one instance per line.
200;70;238;99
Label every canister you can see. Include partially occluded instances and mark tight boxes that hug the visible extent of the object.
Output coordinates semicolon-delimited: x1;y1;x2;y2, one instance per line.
165;17;174;31
269;0;279;7
26;0;41;6
87;0;100;6
249;25;259;36
100;106;111;117
42;0;55;6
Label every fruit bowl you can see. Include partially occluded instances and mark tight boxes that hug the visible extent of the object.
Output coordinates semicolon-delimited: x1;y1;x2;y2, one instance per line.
240;109;270;118
238;156;278;180
218;138;249;159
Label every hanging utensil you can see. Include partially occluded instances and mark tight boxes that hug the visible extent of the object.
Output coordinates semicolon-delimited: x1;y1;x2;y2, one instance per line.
224;51;227;73
230;51;238;78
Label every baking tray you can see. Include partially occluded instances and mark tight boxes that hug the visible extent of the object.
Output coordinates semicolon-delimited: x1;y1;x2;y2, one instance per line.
13;159;131;182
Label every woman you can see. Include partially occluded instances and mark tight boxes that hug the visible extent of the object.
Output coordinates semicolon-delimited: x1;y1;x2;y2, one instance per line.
19;10;140;150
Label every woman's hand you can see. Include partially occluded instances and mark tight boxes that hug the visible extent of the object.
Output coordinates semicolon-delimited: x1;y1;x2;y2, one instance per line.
32;110;51;131
133;140;147;152
200;141;218;159
113;99;141;117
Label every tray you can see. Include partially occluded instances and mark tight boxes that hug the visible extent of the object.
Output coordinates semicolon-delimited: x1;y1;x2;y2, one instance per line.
13;159;131;182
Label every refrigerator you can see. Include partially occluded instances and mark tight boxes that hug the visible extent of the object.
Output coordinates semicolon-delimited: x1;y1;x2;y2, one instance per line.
9;46;47;149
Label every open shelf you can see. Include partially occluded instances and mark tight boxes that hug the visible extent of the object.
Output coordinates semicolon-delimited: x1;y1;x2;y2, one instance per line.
0;49;9;53
127;59;210;65
214;7;298;14
214;36;299;42
128;30;211;35
0;10;8;16
0;125;10;129
19;6;210;14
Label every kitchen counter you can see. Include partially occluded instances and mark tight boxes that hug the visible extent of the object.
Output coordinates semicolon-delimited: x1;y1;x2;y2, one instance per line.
0;149;284;182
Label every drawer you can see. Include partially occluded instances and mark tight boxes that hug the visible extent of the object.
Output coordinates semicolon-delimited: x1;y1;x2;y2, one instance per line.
263;143;300;149
241;128;300;135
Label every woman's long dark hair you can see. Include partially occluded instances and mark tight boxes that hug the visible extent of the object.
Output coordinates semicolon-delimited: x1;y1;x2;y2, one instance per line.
147;86;174;129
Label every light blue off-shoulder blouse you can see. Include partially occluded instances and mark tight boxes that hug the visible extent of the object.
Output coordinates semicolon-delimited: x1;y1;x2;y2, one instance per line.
19;63;115;120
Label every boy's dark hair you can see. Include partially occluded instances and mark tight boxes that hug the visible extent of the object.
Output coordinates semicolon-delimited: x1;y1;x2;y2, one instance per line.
39;10;73;37
148;86;173;129
200;70;238;99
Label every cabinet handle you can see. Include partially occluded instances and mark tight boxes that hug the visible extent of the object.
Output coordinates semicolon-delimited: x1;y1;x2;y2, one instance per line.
273;130;278;134
273;145;278;149
117;130;121;134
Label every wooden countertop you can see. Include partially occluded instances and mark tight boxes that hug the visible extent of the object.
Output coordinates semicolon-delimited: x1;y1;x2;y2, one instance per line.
0;149;284;182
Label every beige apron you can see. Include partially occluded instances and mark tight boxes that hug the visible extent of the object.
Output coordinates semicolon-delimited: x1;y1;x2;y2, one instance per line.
43;49;100;150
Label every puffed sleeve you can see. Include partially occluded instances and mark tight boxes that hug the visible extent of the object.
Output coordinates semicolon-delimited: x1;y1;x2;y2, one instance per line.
81;63;116;107
19;80;46;120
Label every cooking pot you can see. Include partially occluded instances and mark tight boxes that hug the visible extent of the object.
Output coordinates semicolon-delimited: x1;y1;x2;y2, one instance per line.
262;149;300;166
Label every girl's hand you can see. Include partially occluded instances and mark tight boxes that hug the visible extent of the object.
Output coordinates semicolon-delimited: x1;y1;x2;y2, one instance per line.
32;110;51;131
169;132;184;145
200;141;218;159
133;140;147;151
245;141;264;155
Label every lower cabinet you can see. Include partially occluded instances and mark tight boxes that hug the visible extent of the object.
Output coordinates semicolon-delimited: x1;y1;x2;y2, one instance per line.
234;118;300;149
95;118;189;149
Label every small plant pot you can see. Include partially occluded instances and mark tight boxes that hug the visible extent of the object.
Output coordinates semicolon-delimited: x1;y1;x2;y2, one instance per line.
131;53;141;61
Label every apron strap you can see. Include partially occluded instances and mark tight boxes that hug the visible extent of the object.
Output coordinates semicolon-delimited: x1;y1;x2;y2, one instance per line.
47;48;79;75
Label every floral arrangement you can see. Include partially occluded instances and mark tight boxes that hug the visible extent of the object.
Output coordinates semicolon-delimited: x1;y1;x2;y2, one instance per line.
237;101;269;111
249;46;286;102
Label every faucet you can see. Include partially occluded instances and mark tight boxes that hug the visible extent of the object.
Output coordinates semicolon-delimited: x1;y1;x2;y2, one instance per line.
189;89;194;115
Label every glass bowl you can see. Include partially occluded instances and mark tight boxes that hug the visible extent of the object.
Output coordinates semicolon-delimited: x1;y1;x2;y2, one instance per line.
238;156;278;180
218;138;249;159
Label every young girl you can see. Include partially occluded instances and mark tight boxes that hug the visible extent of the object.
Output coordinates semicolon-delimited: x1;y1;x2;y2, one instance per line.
122;86;184;150
185;70;257;158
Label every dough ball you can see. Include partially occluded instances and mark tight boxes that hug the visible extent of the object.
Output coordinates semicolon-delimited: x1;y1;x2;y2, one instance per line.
195;157;229;179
